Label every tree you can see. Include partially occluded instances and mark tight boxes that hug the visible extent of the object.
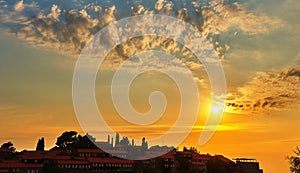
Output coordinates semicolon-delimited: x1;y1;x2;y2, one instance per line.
287;147;300;173
36;138;45;151
56;131;79;148
183;146;188;151
73;135;97;149
189;146;200;153
1;142;15;152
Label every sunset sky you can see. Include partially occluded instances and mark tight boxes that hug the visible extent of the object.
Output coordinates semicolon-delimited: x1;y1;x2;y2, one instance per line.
0;0;300;173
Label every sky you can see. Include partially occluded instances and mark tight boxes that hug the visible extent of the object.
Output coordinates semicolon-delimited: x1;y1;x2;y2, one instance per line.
0;0;300;172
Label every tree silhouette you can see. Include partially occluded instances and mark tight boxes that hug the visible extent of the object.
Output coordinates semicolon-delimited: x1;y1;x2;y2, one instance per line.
56;131;79;148
181;146;200;153
36;138;45;151
288;147;300;173
1;142;15;152
73;135;97;149
189;146;200;153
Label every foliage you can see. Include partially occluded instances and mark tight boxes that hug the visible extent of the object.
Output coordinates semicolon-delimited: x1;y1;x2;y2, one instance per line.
56;131;79;148
1;141;16;152
73;135;97;149
182;146;199;153
55;131;99;151
189;146;200;153
288;147;300;173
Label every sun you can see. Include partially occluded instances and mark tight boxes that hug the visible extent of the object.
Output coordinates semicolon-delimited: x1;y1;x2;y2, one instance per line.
211;105;223;114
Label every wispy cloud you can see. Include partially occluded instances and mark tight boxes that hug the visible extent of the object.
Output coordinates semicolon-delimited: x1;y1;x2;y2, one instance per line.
201;0;283;36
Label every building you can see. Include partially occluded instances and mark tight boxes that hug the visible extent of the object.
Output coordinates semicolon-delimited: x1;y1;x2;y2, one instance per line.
0;144;263;173
0;160;43;173
88;157;134;172
0;149;13;160
77;149;107;158
0;148;134;173
234;158;263;173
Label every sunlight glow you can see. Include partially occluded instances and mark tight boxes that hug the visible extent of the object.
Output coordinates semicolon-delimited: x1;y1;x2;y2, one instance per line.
211;105;222;114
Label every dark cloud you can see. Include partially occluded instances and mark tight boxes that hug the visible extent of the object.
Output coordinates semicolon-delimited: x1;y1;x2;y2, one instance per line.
225;66;300;113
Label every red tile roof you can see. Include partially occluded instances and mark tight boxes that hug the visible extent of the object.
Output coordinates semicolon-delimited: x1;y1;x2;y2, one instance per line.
215;155;234;164
77;149;105;154
88;158;134;164
20;151;44;160
161;152;175;159
44;150;62;159
0;149;12;153
0;160;43;168
176;151;192;155
55;156;70;160
73;157;86;160
57;160;89;165
192;153;212;161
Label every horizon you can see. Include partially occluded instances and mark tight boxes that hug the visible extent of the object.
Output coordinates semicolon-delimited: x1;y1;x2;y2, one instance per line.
1;130;260;163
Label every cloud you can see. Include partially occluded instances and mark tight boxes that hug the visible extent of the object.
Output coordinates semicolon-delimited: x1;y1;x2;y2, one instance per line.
176;8;189;21
47;4;61;20
194;123;261;132
155;0;165;11
225;66;300;114
16;4;108;56
14;0;24;12
201;0;283;35
0;1;32;25
0;0;284;62
133;5;145;15
0;0;287;98
99;5;116;27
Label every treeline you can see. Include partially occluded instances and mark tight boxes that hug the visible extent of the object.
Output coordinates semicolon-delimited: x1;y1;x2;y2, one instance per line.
1;131;98;157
